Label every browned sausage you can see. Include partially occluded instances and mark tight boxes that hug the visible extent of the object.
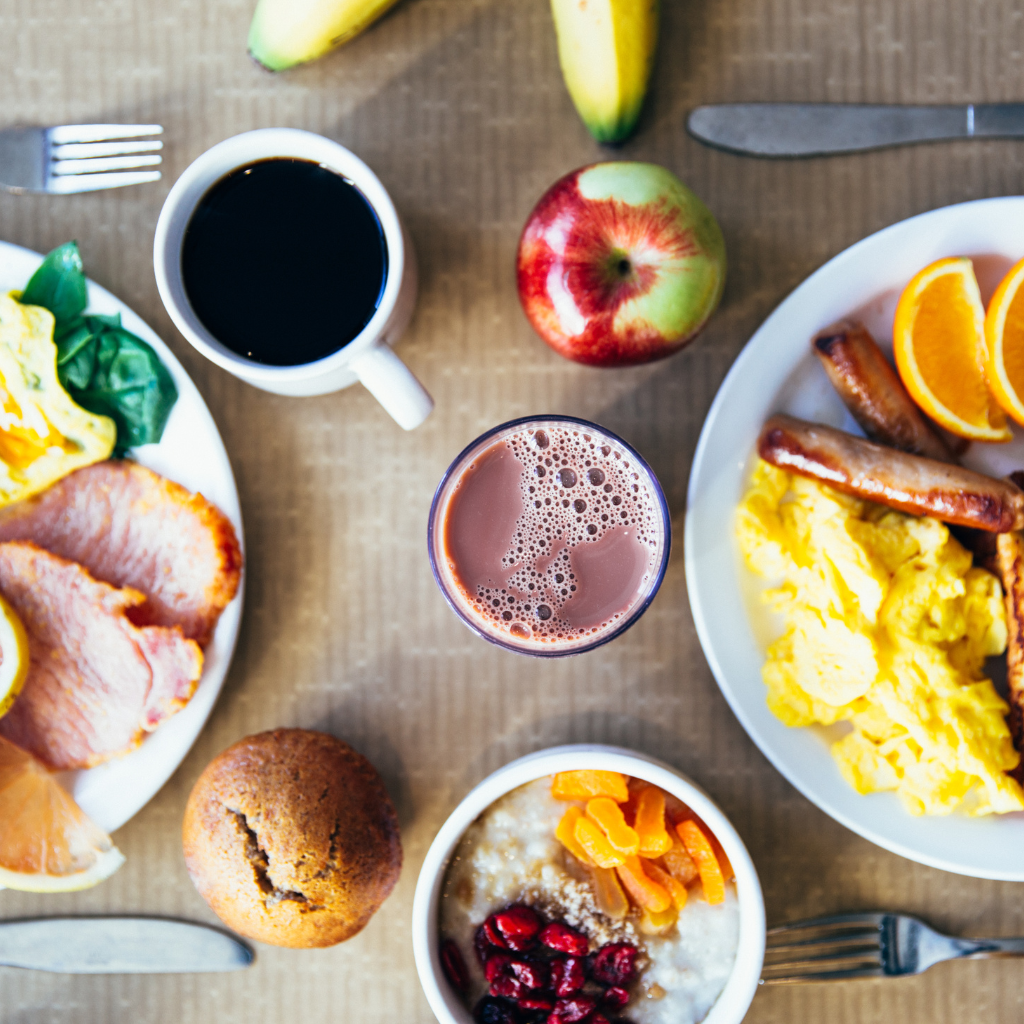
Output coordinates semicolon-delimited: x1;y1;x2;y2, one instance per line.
813;320;954;461
996;531;1024;784
757;414;1024;532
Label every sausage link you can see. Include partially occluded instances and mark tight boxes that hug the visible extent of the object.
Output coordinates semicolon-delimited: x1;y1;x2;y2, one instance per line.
813;320;953;461
757;414;1024;532
996;531;1024;784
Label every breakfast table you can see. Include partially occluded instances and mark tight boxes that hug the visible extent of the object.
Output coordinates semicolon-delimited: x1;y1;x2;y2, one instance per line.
3;0;1024;1021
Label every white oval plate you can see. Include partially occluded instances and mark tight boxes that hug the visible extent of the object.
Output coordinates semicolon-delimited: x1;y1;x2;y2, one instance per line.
0;240;244;834
685;197;1024;880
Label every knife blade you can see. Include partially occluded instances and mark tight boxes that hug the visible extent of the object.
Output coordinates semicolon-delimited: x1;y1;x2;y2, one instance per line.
687;103;1024;157
0;916;254;973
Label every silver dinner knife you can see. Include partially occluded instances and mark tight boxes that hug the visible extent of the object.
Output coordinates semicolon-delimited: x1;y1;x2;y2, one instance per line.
687;103;1024;157
0;916;254;973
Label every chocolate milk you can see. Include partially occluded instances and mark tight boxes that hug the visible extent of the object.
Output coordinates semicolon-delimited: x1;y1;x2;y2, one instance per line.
434;422;667;653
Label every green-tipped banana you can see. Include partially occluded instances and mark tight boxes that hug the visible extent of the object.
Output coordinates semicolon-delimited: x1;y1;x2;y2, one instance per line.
248;0;402;71
550;0;659;144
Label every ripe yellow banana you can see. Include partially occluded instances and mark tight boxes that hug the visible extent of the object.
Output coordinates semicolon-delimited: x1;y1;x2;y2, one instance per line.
550;0;659;144
248;0;402;71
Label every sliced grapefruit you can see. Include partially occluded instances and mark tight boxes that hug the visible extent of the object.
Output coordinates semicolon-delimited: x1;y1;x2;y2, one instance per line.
0;734;124;891
893;257;1012;441
985;256;1024;428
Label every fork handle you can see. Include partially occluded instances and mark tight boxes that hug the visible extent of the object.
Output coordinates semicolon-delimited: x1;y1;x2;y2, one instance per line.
954;937;1024;959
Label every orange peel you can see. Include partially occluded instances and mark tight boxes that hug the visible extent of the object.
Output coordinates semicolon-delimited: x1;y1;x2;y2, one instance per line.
985;255;1024;428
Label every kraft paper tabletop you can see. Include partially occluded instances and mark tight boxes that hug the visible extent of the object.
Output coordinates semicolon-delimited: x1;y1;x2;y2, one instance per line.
3;1;1024;1021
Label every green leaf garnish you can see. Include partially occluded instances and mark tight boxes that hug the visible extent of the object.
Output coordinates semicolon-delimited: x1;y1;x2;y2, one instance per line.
20;241;88;327
20;243;178;449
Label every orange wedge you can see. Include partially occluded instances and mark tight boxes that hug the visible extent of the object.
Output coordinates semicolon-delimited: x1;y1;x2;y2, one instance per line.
985;256;1024;428
893;257;1012;441
0;734;124;891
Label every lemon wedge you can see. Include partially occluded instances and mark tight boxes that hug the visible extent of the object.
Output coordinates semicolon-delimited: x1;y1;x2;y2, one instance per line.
0;593;28;720
0;734;125;891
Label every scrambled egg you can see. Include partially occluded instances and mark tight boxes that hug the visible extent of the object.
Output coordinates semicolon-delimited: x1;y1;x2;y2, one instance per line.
737;460;1024;816
0;293;114;506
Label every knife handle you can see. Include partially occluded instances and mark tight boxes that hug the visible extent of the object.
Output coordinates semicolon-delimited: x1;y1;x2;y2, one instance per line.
0;916;254;973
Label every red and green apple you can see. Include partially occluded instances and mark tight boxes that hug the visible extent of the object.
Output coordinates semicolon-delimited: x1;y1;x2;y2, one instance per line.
516;162;726;367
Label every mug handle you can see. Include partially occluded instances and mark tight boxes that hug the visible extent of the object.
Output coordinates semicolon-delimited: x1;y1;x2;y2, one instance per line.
352;345;434;430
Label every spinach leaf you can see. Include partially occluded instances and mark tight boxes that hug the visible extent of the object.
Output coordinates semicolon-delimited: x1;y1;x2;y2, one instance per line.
20;242;179;450
55;314;178;450
20;241;88;327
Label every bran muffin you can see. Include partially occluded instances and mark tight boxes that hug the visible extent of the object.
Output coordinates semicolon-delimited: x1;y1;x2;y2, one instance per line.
182;729;402;948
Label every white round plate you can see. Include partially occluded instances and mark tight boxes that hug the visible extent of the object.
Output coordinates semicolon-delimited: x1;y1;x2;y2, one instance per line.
686;197;1024;880
0;240;244;834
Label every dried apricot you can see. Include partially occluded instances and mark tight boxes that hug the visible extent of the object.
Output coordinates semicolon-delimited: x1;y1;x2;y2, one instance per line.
556;807;594;865
587;864;629;919
574;816;626;868
677;820;725;905
615;856;671;912
638;902;678;935
634;787;672;857
552;770;629;803
662;833;699;886
642;859;687;911
586;798;639;855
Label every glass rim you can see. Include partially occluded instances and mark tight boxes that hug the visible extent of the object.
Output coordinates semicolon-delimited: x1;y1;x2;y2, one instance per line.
427;414;672;658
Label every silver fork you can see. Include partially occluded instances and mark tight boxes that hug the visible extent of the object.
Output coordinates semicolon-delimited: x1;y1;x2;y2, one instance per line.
0;124;162;194
762;912;1024;984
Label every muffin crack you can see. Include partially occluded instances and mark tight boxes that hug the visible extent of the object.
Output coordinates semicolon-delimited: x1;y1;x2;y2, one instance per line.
313;819;341;879
228;808;318;910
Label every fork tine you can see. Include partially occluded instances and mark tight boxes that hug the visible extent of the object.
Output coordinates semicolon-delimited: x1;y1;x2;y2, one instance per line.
764;945;881;968
52;140;163;159
52;155;162;176
761;965;886;985
767;913;885;940
47;170;162;194
47;124;163;144
766;935;880;957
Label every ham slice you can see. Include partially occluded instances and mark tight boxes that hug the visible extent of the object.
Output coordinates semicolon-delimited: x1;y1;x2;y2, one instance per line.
0;461;241;646
0;542;204;770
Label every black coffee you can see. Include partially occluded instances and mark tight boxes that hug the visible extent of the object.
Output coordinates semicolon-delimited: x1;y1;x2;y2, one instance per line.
181;158;388;366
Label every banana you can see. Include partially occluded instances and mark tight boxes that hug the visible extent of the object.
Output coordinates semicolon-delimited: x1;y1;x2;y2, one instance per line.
248;0;402;71
550;0;659;144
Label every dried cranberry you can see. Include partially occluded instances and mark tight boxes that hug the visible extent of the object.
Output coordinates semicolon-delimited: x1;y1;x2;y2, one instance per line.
601;987;630;1011
550;995;598;1023
539;921;589;956
483;918;509;949
492;905;543;951
590;1016;611;1024
589;943;638;987
490;974;525;1000
475;925;497;965
510;958;549;991
473;996;518;1024
518;994;555;1012
440;938;470;992
486;952;549;992
485;952;514;982
549;955;586;996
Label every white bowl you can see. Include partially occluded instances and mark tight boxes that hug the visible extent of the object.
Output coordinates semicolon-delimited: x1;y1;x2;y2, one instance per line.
412;745;766;1024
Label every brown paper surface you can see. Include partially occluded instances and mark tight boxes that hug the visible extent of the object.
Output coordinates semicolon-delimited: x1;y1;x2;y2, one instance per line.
4;0;1024;1020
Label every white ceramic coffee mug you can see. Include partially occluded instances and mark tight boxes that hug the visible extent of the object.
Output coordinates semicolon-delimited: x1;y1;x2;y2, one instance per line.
153;128;433;430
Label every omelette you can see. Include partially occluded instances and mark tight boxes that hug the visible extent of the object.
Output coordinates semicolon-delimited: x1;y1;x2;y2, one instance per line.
737;460;1024;816
0;293;114;506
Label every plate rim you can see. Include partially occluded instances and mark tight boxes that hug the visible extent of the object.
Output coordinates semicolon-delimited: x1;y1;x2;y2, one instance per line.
0;238;245;834
684;196;1024;881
